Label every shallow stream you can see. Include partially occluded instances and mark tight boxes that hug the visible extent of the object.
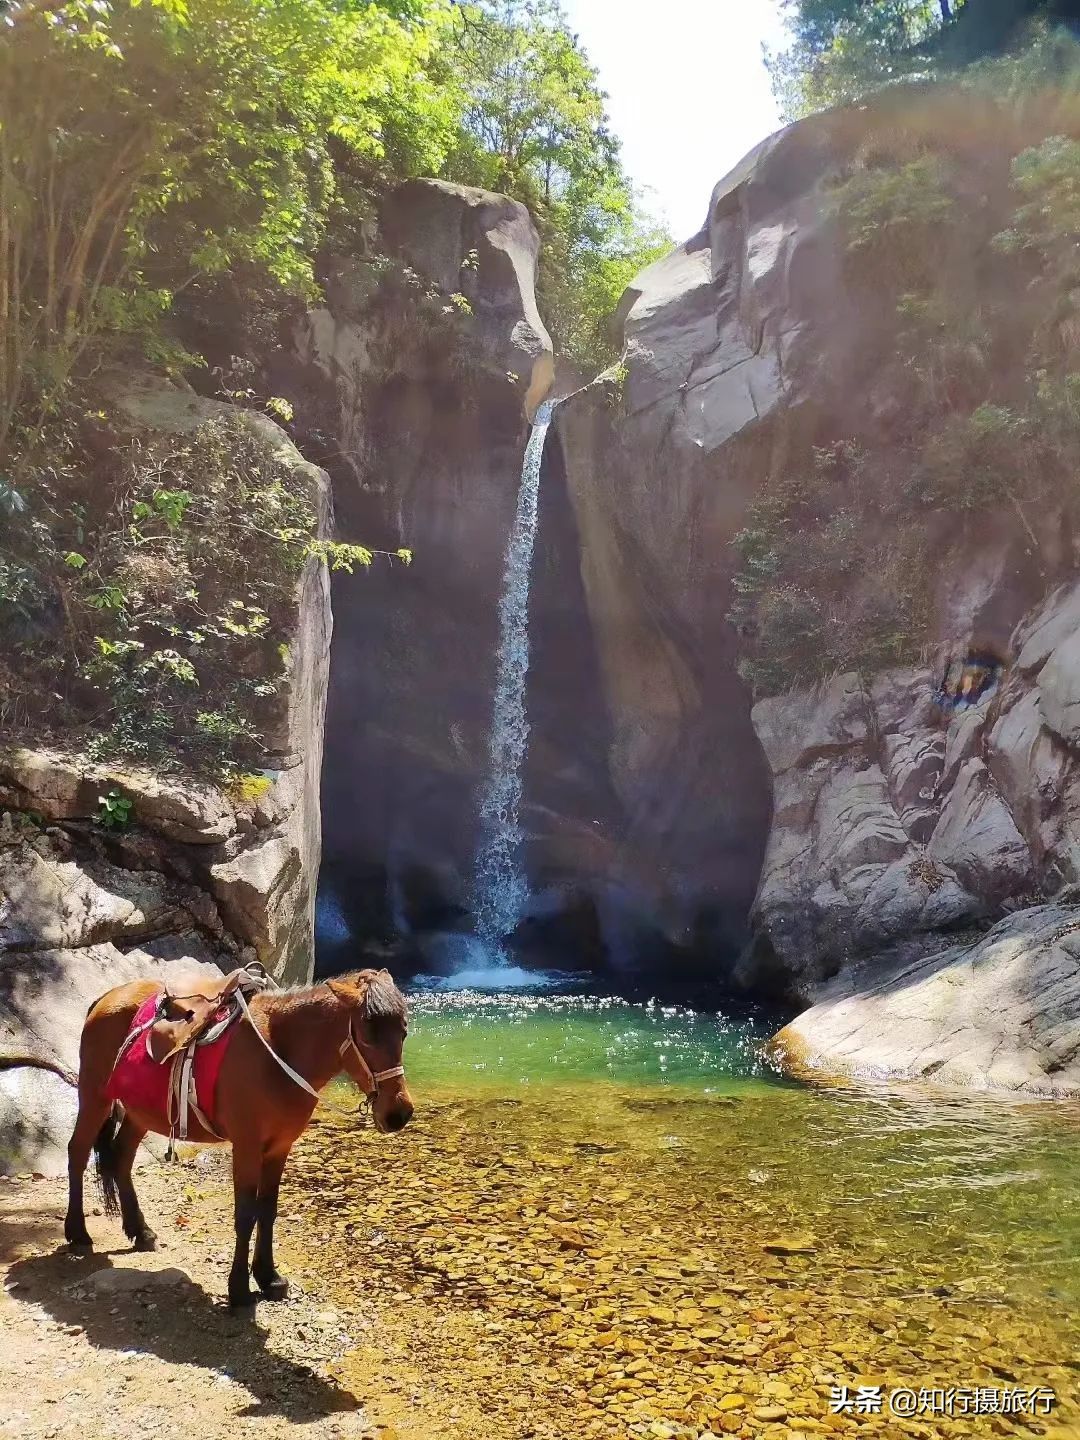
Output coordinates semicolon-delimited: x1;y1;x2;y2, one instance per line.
287;990;1080;1439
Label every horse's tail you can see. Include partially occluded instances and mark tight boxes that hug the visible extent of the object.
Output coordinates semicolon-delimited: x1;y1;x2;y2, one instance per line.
0;1053;79;1087
93;1105;122;1218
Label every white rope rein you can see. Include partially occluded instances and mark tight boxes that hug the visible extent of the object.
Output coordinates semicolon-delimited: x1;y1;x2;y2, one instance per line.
236;986;320;1098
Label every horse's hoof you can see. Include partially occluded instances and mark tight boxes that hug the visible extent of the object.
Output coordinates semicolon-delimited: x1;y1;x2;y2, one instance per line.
132;1230;158;1253
255;1274;289;1301
64;1224;93;1250
66;1237;93;1252
228;1283;257;1308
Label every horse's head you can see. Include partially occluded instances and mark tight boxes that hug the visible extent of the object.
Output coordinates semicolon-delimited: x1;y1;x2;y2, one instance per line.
326;969;414;1134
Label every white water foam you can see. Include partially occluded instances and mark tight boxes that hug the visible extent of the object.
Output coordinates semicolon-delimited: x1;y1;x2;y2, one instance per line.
411;932;566;992
471;400;556;955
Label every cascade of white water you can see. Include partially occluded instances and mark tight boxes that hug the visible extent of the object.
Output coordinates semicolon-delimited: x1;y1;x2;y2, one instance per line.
472;399;557;957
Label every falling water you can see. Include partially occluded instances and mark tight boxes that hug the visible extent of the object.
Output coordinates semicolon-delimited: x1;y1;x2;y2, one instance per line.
472;399;557;960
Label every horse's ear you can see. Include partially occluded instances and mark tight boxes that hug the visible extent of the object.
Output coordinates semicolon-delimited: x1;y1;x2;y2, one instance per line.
326;977;365;1009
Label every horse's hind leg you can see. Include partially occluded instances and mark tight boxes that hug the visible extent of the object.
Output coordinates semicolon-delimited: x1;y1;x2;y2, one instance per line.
65;1093;110;1248
113;1116;156;1251
252;1146;290;1300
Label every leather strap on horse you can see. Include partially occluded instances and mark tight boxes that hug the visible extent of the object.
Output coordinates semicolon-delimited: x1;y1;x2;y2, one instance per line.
338;1027;405;1097
235;986;319;1099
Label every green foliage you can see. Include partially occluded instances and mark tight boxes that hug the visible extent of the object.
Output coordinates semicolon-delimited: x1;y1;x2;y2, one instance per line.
440;0;671;370
0;0;665;455
730;445;928;696
829;154;956;291
767;2;1077;119
0;398;421;770
95;787;133;830
768;0;945;118
993;135;1080;272
0;0;460;457
731;95;1080;698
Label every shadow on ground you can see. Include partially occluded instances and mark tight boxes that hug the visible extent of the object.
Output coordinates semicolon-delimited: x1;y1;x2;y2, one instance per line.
4;1217;360;1423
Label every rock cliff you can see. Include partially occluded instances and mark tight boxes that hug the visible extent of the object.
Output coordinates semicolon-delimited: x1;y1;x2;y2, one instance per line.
552;88;1080;1086
268;179;645;965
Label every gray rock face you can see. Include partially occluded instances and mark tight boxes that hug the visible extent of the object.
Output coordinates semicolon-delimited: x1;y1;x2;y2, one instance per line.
379;179;554;419
744;577;1080;1023
772;905;1080;1096
275;177;633;955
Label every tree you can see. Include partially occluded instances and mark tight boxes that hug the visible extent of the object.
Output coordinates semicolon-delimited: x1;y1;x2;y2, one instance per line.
0;0;459;459
768;0;1080;118
440;0;671;368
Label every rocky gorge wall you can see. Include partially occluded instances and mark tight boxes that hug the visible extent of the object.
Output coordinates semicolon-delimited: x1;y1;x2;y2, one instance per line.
551;89;1080;1087
7;80;1079;1160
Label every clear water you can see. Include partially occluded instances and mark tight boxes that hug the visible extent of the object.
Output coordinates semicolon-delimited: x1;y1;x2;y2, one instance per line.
405;990;777;1090
472;401;556;953
292;989;1080;1438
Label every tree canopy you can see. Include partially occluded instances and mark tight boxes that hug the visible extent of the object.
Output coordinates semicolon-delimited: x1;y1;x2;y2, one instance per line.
0;0;666;457
439;1;669;367
768;0;1080;116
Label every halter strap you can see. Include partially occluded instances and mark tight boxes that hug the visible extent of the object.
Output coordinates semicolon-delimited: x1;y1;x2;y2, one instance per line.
237;983;405;1103
338;1026;405;1099
236;988;319;1098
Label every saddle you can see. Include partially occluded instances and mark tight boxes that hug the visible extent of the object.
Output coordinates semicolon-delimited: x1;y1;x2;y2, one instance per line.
147;967;254;1064
114;961;274;1149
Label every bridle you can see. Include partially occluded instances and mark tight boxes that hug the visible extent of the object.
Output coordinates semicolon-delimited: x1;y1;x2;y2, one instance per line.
338;1009;406;1101
236;974;406;1114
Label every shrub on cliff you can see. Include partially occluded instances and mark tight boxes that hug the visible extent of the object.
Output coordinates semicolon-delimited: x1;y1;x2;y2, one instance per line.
730;79;1080;698
0;403;400;770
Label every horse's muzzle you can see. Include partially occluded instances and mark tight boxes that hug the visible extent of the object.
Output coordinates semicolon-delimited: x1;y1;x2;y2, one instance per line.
384;1101;414;1132
375;1098;414;1134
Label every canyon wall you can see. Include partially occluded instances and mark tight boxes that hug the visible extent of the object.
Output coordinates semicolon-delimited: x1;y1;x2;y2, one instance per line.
554;87;1080;1087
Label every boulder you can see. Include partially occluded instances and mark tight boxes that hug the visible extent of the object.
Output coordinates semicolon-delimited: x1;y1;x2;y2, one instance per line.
752;673;871;776
0;837;197;952
772;904;1080;1096
1014;579;1080;675
927;758;1033;902
0;1066;78;1178
0;748;235;845
1038;629;1080;748
377;177;554;418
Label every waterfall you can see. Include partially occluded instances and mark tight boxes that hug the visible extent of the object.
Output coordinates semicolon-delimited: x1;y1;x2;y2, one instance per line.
472;399;556;957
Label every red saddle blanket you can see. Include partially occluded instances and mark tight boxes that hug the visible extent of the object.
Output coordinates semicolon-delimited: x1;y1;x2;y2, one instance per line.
105;993;237;1134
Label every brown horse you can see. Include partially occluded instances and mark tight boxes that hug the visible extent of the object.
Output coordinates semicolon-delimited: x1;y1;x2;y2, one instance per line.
63;967;412;1307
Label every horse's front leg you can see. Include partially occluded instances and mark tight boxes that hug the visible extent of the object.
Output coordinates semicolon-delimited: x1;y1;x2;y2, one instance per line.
252;1146;290;1300
228;1139;261;1308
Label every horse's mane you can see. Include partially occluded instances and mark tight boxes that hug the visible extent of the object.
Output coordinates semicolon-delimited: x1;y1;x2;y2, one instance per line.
355;967;408;1021
274;967;407;1020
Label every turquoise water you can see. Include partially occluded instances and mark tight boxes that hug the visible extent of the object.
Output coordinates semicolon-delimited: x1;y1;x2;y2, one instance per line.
404;989;782;1092
305;987;1080;1435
